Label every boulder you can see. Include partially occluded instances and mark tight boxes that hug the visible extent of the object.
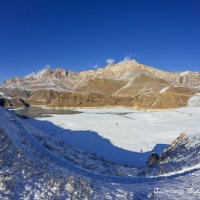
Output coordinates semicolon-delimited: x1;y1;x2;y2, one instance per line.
147;152;160;166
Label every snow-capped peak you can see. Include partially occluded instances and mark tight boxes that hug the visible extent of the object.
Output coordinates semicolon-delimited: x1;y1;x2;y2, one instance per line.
25;66;51;79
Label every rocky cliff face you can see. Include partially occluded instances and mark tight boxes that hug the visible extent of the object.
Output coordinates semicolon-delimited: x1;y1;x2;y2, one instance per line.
4;67;69;84
4;77;24;84
179;71;200;86
0;97;29;108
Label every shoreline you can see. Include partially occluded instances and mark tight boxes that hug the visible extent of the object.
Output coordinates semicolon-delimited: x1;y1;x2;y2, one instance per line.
25;104;180;112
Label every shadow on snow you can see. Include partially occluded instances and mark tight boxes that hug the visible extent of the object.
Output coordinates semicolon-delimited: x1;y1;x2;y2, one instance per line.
28;118;168;167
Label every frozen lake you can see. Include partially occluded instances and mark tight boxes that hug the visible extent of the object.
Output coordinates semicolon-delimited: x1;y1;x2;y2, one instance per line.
27;107;200;166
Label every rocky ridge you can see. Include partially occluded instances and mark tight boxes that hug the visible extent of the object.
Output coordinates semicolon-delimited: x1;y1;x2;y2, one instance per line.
1;60;200;109
4;60;200;86
4;67;69;84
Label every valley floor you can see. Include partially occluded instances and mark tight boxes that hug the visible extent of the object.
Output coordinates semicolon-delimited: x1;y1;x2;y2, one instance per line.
28;107;200;167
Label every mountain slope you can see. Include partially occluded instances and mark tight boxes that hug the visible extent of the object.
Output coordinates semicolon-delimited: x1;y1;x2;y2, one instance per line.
74;78;127;95
3;60;200;88
113;73;170;97
0;60;199;109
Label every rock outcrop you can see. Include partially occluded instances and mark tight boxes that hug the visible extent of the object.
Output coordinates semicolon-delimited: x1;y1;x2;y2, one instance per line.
161;133;186;162
4;77;24;84
179;71;200;86
0;97;29;108
4;67;69;84
147;153;160;166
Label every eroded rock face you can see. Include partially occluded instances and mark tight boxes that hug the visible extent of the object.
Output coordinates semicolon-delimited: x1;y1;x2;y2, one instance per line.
4;77;24;84
23;87;194;109
0;97;29;108
4;68;69;84
27;90;136;107
55;68;69;78
179;72;200;86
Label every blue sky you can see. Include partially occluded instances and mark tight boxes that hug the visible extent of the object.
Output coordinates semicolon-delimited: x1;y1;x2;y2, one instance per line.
0;0;200;82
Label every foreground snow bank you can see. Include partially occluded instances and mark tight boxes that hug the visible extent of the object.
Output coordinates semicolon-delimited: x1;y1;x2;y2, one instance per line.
1;107;200;199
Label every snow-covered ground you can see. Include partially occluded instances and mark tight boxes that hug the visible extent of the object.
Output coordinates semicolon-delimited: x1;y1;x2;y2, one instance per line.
188;93;200;107
0;91;12;99
28;107;200;167
1;106;200;199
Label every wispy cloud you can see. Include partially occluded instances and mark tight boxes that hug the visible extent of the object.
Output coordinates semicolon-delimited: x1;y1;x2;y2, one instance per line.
124;52;138;60
25;64;51;79
44;64;51;69
106;58;115;65
123;56;132;62
120;53;138;63
119;56;132;64
92;65;99;69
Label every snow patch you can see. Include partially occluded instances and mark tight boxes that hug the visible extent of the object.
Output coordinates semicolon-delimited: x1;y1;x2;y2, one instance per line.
0;91;12;99
25;66;50;79
159;86;170;93
188;93;200;107
151;163;200;178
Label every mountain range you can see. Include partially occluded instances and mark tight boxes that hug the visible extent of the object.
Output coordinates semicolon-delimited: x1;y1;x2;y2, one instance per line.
0;60;200;109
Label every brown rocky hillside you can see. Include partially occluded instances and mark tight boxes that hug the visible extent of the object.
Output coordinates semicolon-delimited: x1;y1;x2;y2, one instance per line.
0;60;199;109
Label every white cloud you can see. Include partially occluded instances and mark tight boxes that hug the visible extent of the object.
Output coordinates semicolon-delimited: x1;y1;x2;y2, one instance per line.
119;53;138;63
92;65;99;69
25;64;51;79
119;56;132;64
106;58;115;65
44;64;51;69
123;56;131;61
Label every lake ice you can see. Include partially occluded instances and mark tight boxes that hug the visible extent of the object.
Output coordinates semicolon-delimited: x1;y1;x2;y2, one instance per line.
27;107;200;166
